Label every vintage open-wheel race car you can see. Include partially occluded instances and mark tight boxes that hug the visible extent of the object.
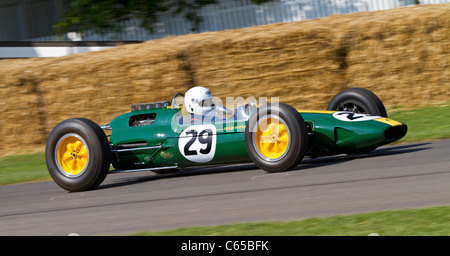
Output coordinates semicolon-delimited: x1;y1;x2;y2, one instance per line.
45;87;407;192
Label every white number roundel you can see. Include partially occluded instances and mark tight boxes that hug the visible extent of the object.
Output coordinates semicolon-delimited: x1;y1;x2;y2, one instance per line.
332;112;381;122
178;124;216;163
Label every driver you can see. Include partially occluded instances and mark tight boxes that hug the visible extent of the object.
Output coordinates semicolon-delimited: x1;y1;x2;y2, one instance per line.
184;86;216;124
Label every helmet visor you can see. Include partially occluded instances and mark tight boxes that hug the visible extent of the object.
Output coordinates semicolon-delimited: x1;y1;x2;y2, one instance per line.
200;98;215;109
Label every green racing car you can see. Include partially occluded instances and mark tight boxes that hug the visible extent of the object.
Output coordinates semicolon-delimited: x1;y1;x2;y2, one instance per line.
45;87;407;191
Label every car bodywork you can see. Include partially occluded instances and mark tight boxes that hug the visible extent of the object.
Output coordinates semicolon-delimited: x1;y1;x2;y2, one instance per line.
105;99;407;173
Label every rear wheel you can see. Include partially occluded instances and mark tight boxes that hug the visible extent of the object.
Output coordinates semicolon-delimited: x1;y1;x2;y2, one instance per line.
327;87;387;117
45;118;111;192
245;103;308;172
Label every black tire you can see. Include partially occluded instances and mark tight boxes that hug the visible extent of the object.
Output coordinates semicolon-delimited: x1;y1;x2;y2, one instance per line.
327;87;387;117
45;118;111;192
245;103;308;173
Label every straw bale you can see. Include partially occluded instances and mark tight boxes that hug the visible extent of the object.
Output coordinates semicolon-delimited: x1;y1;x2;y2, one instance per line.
0;67;46;155
36;36;203;132
0;36;202;155
187;23;346;109
338;4;450;106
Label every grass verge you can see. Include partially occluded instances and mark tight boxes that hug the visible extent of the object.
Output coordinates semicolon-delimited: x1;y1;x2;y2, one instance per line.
0;104;449;186
0;152;47;186
389;104;450;144
129;205;450;236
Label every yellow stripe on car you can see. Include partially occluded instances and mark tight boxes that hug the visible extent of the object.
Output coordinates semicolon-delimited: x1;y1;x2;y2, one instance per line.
298;110;335;114
374;118;403;127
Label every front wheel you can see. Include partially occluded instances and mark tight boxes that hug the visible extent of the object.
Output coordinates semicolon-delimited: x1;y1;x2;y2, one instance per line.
327;87;387;117
245;103;308;173
45;118;111;192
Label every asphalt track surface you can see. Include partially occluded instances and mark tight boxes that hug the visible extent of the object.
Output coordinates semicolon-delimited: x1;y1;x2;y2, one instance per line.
1;140;449;236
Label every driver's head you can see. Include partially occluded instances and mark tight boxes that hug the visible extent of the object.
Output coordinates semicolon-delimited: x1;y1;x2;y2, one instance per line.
184;86;215;115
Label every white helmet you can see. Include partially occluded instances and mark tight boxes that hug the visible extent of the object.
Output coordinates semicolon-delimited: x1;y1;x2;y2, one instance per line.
184;86;215;115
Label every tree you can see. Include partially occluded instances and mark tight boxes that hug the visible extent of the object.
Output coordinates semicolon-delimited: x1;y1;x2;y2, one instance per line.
54;0;275;36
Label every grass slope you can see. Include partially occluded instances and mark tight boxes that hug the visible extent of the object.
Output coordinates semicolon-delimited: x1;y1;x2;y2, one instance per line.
0;152;47;186
389;104;450;143
130;205;450;236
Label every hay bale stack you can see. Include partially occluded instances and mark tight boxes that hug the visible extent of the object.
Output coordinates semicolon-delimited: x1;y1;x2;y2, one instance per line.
335;4;450;106
0;36;205;155
187;22;346;109
0;3;449;156
0;65;46;151
38;38;198;130
186;3;449;109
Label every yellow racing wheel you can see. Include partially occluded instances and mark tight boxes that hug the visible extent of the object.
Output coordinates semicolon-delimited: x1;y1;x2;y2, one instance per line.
55;133;89;178
253;116;291;161
45;118;111;192
245;103;308;173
